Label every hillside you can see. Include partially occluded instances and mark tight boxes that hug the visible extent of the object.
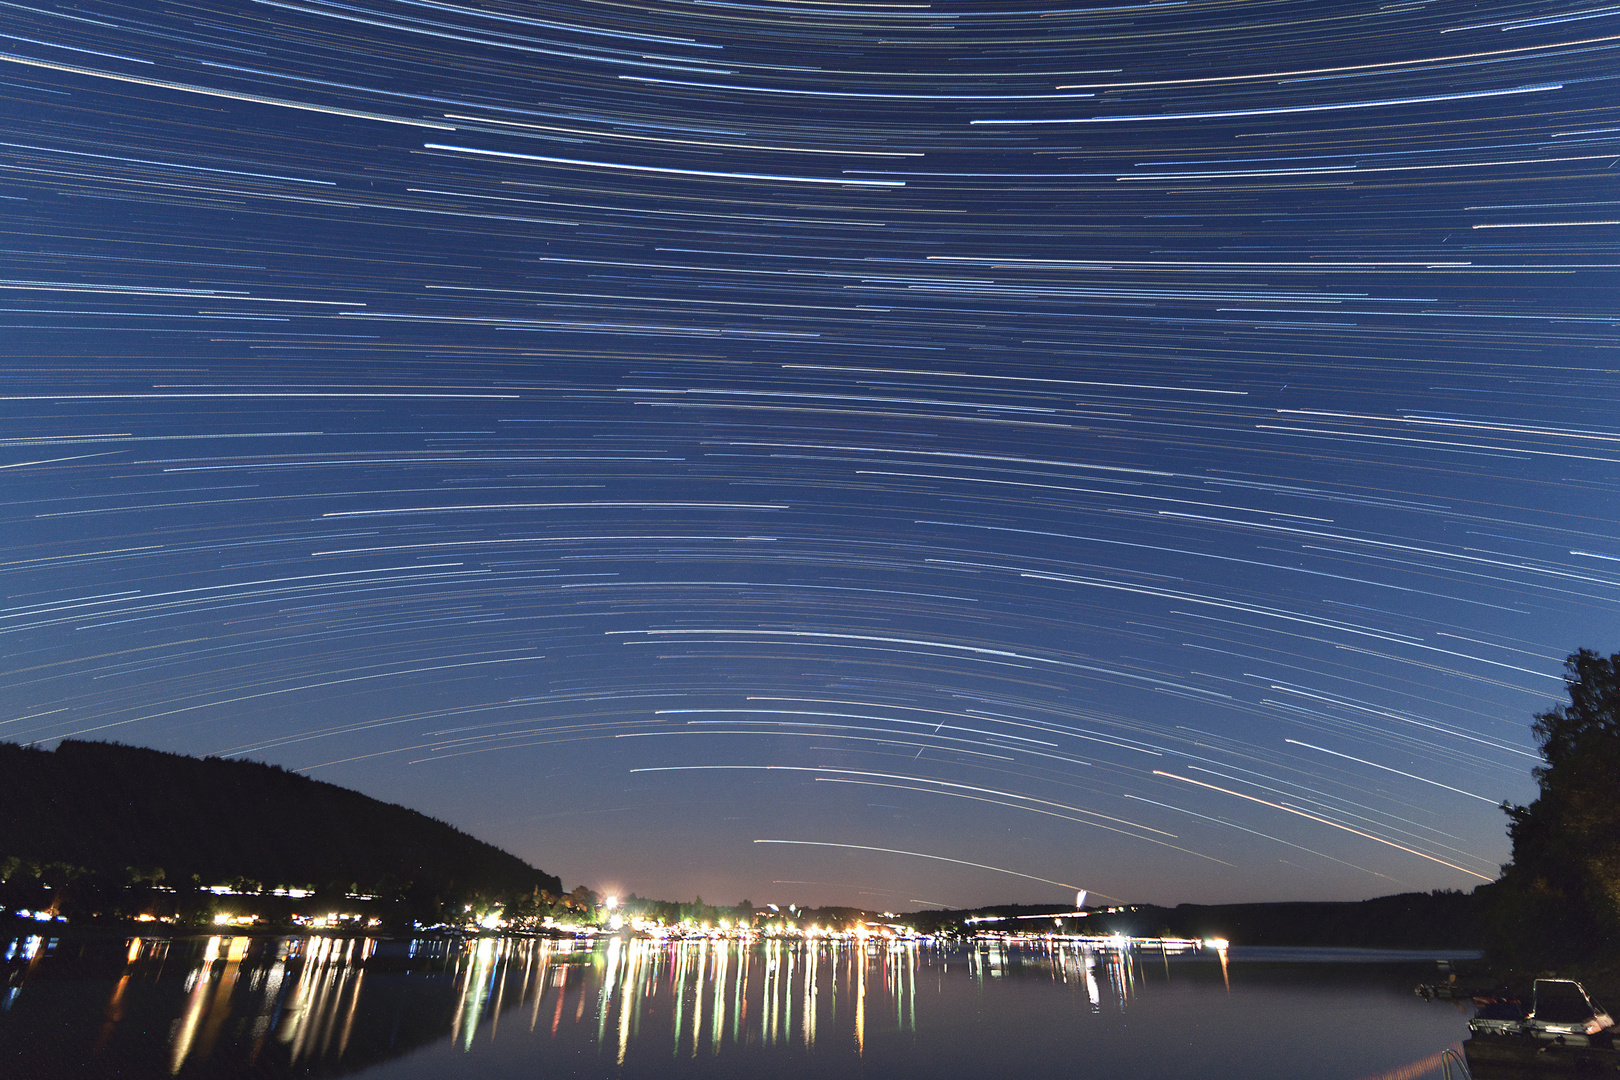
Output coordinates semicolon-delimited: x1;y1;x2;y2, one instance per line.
1136;892;1484;948
0;740;560;904
908;891;1485;949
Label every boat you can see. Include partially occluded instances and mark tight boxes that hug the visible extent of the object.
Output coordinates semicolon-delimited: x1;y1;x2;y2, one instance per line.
1462;979;1618;1076
1418;980;1484;1000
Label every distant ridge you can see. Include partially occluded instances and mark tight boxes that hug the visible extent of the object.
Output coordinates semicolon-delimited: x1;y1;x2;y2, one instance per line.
0;739;560;901
909;892;1484;949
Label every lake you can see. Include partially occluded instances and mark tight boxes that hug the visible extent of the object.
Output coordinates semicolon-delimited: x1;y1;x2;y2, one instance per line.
0;931;1479;1079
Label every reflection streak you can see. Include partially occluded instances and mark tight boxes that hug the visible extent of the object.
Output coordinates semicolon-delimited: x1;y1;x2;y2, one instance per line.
79;933;1229;1073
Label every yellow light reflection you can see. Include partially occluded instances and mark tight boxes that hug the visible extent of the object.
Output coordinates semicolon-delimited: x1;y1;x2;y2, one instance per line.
452;938;499;1051
802;944;817;1049
855;942;866;1057
168;938;221;1074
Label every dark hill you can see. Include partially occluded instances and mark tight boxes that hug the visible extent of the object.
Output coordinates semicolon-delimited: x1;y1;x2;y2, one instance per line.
907;891;1484;949
0;740;560;901
1136;892;1484;948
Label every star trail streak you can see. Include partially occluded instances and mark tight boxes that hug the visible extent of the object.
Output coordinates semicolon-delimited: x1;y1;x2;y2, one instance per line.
0;0;1615;909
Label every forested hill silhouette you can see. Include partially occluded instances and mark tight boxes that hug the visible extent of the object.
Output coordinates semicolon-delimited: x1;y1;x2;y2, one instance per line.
0;739;560;899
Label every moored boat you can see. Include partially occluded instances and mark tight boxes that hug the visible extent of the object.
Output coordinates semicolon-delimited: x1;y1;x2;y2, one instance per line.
1462;980;1618;1077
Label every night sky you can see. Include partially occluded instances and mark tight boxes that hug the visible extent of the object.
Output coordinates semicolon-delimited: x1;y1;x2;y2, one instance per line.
3;0;1617;911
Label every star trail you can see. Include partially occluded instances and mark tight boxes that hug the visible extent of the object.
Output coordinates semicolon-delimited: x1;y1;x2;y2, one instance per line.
2;0;1616;909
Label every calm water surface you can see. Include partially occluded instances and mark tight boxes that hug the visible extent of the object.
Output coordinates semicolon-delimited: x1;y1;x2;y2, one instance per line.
1;932;1477;1079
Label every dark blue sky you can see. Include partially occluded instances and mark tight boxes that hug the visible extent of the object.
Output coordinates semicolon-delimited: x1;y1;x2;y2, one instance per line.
3;0;1617;909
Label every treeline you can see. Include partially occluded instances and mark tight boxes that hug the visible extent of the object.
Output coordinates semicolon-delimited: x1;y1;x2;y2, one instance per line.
906;891;1484;947
1482;649;1620;975
0;739;561;926
1115;891;1483;948
613;894;874;931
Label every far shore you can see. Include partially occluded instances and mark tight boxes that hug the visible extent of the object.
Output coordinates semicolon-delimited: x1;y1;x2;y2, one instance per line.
9;912;1612;1003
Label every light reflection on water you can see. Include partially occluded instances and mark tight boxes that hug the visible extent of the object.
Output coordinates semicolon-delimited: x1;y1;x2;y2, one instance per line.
161;935;369;1071
449;934;932;1061
0;933;1473;1079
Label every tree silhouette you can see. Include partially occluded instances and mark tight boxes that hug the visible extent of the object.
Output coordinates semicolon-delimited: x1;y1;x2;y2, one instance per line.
1490;648;1620;968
